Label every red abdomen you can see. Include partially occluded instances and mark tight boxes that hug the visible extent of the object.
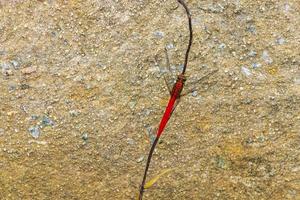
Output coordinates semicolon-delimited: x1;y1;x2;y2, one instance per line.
156;78;185;137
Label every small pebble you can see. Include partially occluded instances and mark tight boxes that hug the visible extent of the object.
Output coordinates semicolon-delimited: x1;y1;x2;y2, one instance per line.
81;133;88;141
218;43;226;49
166;43;175;49
215;155;229;169
178;64;184;72
248;50;257;57
31;115;39;120
128;101;136;110
8;84;16;91
20;84;30;90
0;128;4;136
153;31;164;38
1;62;11;70
29;126;40;139
11;60;20;69
192;90;198;97
42;116;54;126
7;111;17;116
73;75;84;82
242;98;252;104
28;140;47;145
252;63;262;68
294;78;300;85
137;156;144;163
69;110;80;116
241;66;252;77
283;3;290;13
127;138;135;145
276;37;285;45
258;136;266;143
246;24;256;33
262;50;273;64
21;66;37;75
142;109;151;116
96;63;107;69
1;62;13;76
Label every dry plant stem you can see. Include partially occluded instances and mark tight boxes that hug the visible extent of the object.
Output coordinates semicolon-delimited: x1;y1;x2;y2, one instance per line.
177;0;193;75
139;137;159;200
138;1;192;199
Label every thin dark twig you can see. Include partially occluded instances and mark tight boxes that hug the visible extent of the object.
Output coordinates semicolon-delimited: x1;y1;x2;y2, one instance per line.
138;1;193;200
138;137;159;200
177;0;193;75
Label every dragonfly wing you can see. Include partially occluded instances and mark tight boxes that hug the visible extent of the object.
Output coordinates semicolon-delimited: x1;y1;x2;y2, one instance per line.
183;69;219;96
154;47;177;95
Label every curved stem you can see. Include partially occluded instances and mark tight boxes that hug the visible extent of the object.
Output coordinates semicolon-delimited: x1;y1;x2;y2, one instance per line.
177;0;193;75
139;136;160;200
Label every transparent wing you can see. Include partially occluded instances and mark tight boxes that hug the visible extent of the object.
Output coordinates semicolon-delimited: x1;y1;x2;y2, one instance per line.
183;69;219;96
154;45;182;95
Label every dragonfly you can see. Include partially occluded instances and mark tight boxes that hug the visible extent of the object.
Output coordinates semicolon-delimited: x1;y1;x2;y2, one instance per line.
138;0;193;199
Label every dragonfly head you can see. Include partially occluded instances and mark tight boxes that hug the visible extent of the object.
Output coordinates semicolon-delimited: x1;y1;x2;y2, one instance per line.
177;74;187;83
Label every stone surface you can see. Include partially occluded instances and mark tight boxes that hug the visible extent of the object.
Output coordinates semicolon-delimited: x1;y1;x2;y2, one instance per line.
0;1;299;200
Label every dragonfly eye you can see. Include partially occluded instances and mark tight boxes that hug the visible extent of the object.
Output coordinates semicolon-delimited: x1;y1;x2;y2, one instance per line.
177;74;187;82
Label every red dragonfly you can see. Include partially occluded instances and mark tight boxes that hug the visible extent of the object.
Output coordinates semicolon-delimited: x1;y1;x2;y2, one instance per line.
139;0;193;199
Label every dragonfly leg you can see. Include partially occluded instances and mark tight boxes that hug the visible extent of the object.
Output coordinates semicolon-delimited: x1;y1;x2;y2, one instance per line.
154;53;172;95
164;47;172;95
146;126;157;145
181;69;219;96
163;77;172;96
164;47;171;72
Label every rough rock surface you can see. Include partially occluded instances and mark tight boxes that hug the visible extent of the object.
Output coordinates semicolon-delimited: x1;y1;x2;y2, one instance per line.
0;0;299;199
